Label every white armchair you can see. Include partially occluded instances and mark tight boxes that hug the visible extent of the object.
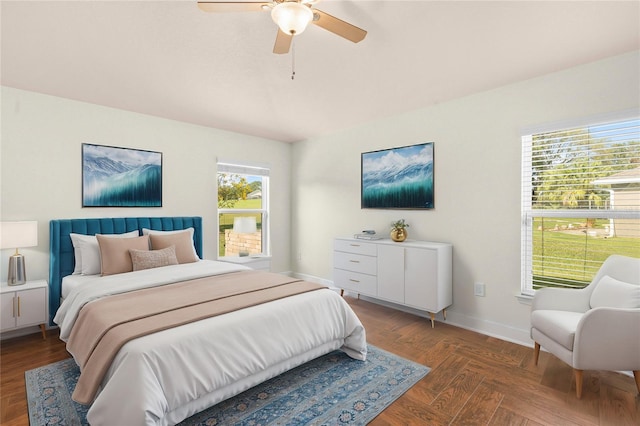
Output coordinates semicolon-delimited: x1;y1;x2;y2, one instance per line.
531;254;640;398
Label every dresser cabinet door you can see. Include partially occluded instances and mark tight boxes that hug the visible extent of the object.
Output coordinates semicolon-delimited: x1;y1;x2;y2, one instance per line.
404;247;438;311
15;288;47;327
377;245;405;304
0;292;15;331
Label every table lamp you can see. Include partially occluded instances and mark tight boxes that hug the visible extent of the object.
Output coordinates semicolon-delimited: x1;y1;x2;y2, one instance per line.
233;217;257;257
0;221;38;285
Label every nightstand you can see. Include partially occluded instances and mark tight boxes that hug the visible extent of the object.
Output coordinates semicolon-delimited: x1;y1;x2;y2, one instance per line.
219;256;272;271
1;279;48;339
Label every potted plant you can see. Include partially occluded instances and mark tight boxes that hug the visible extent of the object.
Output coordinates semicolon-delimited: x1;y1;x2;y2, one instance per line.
390;219;409;242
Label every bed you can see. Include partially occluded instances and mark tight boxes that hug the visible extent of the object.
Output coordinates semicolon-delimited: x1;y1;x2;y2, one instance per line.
49;216;367;426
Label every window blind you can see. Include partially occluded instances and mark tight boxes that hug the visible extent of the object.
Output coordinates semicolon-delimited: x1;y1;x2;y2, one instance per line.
521;118;640;294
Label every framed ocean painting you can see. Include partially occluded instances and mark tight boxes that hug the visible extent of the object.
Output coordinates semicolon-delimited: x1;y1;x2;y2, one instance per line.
361;142;434;209
82;143;162;207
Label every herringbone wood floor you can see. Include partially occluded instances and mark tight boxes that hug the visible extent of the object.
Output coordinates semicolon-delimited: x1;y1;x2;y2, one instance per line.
347;297;640;425
1;296;638;425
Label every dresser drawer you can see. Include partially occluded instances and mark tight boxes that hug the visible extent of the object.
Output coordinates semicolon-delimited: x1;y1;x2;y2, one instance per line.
333;252;377;275
333;268;377;297
334;239;377;256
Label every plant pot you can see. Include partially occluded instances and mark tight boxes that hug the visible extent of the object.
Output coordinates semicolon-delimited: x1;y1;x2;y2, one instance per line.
390;228;407;242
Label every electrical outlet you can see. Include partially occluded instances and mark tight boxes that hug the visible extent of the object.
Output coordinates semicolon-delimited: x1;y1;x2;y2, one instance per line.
474;282;486;297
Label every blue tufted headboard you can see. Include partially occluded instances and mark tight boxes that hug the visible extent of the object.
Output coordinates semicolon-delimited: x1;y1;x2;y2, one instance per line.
49;216;203;325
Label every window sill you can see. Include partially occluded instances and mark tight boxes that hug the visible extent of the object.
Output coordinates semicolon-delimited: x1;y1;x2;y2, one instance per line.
218;255;271;263
515;293;533;305
218;255;271;272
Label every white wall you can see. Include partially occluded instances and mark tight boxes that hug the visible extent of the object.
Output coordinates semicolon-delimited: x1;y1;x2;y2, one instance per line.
0;88;292;281
2;52;638;346
290;51;640;346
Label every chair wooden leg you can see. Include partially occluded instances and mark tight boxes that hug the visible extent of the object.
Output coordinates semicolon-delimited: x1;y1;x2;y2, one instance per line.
633;371;640;395
574;369;584;399
534;342;540;366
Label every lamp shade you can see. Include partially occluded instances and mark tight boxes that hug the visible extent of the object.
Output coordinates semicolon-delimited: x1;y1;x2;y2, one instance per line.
271;2;313;35
233;217;257;234
0;221;38;250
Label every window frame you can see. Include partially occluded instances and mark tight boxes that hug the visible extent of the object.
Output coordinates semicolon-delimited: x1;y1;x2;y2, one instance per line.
217;161;270;258
520;112;640;296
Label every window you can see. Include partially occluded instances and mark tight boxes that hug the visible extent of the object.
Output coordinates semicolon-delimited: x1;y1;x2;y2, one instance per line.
217;162;269;258
521;117;640;295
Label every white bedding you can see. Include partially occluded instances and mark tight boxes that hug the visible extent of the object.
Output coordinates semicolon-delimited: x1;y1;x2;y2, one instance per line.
54;260;367;426
61;274;100;300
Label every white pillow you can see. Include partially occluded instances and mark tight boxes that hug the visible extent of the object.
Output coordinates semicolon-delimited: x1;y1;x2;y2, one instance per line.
70;230;139;275
142;228;198;260
590;275;640;309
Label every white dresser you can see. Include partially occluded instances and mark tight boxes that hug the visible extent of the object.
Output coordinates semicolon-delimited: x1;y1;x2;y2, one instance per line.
333;238;453;327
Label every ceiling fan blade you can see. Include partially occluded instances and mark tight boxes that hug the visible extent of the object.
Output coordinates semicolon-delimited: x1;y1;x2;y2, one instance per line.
273;29;293;54
312;9;367;43
197;2;269;13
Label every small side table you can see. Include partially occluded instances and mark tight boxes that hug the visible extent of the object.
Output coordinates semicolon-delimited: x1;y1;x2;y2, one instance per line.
218;256;272;272
0;279;48;339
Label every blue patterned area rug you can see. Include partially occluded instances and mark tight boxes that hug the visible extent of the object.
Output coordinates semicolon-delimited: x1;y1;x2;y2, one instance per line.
26;344;429;425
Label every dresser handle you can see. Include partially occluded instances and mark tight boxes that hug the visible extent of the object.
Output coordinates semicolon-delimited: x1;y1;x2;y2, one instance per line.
16;296;21;317
349;244;360;247
349;279;360;283
349;260;360;263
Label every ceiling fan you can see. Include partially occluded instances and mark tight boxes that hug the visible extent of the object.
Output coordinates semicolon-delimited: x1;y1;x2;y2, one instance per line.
197;0;367;54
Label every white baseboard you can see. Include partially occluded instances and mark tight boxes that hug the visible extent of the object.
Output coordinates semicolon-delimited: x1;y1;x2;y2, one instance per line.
293;273;533;348
442;311;533;348
290;272;334;288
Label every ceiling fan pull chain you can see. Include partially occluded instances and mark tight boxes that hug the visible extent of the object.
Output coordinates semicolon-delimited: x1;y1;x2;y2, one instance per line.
291;39;296;80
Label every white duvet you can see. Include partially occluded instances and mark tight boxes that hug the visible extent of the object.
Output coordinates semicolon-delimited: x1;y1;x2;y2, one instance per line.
54;260;367;426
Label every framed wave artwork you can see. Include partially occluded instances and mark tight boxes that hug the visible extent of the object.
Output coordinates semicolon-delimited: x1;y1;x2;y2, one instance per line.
82;143;162;207
361;142;434;209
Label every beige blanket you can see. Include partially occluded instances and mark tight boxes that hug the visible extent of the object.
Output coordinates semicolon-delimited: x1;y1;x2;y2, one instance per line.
67;270;324;404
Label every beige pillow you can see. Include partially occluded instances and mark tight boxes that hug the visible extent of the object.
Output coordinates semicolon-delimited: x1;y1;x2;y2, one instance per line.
97;235;150;276
149;232;199;264
130;246;179;271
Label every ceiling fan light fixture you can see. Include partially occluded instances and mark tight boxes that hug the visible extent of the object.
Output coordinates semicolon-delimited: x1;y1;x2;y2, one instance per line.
271;2;313;35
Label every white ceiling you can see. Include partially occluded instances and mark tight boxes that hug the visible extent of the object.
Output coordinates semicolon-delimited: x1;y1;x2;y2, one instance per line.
2;0;639;143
